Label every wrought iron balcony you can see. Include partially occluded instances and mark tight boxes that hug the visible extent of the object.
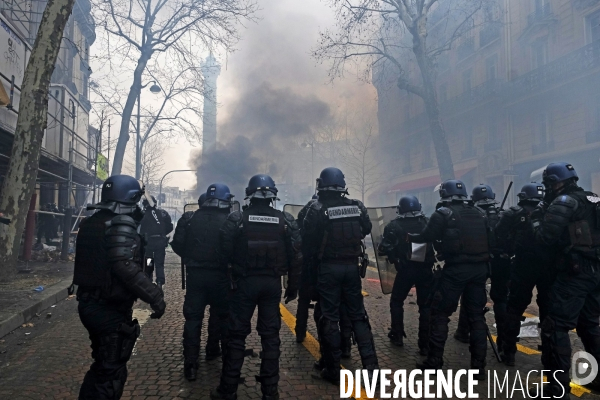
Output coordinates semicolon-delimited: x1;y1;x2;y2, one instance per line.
532;140;555;155
586;130;600;144
527;3;554;27
506;41;600;100
480;24;501;48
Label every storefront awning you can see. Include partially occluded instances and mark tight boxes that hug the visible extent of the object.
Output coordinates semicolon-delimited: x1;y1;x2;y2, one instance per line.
387;167;475;194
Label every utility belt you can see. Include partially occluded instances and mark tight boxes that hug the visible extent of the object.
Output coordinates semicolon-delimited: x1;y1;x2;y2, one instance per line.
558;248;600;276
77;286;106;302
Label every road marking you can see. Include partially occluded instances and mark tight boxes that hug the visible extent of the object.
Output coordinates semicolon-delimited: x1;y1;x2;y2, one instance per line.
279;303;377;399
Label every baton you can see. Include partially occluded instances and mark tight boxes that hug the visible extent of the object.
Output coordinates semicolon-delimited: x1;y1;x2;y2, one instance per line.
181;259;186;290
484;306;503;362
499;181;513;211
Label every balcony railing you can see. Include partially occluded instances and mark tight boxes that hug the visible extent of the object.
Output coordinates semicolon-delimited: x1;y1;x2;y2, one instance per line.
586;130;600;144
506;41;600;100
480;24;501;48
527;3;554;27
457;37;475;60
532;140;555;155
441;79;503;115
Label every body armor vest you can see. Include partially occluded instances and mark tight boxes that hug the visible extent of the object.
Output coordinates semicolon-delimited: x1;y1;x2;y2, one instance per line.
483;205;500;253
184;208;229;267
394;216;434;265
234;205;288;275
568;191;600;255
322;198;363;262
440;203;489;262
140;208;164;236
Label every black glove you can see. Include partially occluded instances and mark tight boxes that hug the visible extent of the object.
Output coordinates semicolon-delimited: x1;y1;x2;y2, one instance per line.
284;287;298;304
150;294;166;319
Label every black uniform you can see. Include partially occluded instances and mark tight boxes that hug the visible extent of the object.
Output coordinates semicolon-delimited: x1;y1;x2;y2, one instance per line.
455;204;510;347
295;200;354;356
495;202;556;365
140;207;173;285
378;212;434;353
536;187;600;395
410;200;489;371
74;210;165;399
217;201;302;398
303;192;378;378
171;206;231;371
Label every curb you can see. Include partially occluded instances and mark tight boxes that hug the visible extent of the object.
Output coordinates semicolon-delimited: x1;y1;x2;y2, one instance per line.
0;280;72;339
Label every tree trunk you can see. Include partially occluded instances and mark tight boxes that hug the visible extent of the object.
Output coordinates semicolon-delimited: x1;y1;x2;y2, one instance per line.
110;51;152;176
0;0;76;270
412;21;455;182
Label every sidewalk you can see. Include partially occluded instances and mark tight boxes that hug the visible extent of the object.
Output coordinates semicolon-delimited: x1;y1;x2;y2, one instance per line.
0;260;74;339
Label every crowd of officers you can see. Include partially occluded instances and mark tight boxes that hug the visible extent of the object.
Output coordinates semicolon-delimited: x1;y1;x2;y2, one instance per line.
71;161;600;400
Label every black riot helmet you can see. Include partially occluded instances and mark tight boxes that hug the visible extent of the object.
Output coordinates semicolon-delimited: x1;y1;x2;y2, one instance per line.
542;162;578;187
517;183;545;202
198;193;207;207
439;179;468;200
245;174;278;199
205;183;234;208
471;184;496;206
398;195;421;214
142;195;157;209
316;167;347;193
101;175;144;205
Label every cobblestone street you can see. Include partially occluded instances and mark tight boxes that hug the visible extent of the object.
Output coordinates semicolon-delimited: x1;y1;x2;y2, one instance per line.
0;250;598;399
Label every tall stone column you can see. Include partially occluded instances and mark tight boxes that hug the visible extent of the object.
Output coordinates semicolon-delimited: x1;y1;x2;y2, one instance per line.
201;53;221;160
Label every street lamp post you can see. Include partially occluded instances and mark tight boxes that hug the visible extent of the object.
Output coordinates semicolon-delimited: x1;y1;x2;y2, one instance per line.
135;81;162;180
158;169;195;207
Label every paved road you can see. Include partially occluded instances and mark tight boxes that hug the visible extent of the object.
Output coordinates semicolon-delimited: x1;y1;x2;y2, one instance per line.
0;250;597;399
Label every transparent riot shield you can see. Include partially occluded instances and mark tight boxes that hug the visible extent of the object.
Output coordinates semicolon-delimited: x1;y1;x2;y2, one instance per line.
281;204;305;289
366;206;398;295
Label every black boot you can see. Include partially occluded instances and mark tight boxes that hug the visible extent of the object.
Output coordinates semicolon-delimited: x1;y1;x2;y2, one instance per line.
503;351;515;367
388;330;404;346
341;336;352;358
206;343;222;361
184;360;198;381
312;368;340;385
471;358;486;380
453;329;470;344
210;384;238;400
261;384;279;400
416;356;443;369
296;330;306;343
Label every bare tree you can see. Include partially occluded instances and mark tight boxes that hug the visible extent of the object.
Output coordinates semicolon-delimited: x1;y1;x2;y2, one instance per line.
0;0;77;269
139;137;166;187
315;0;490;181
343;125;385;203
93;0;258;176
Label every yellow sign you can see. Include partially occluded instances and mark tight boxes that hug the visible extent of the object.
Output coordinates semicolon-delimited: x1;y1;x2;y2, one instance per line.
97;153;108;181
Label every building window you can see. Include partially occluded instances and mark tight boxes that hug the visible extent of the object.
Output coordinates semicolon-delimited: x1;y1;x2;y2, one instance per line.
485;120;501;151
486;55;498;81
531;40;547;69
588;11;600;43
462;126;476;159
533;112;554;154
462;68;472;93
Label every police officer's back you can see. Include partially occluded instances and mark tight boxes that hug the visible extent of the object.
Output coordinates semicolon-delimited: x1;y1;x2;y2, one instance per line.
212;175;302;400
534;163;600;397
74;175;166;400
303;167;379;383
171;184;233;381
409;179;489;376
378;195;434;354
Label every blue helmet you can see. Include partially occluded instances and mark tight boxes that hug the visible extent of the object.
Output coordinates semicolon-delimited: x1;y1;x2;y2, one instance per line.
245;174;278;199
101;175;144;205
311;194;318;200
206;183;233;202
517;183;544;202
317;167;347;192
398;195;421;214
542;162;578;186
471;184;496;204
198;192;207;206
439;179;468;200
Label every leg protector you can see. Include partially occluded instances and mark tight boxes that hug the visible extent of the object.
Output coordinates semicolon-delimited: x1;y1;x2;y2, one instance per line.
319;317;341;374
351;314;378;369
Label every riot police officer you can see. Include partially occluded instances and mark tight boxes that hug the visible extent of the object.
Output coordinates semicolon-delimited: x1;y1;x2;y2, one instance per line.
140;195;173;288
454;185;510;353
378;195;434;355
535;163;600;397
171;184;233;381
295;195;354;359
408;180;489;377
303;167;379;384
494;183;556;367
211;175;302;400
74;175;166;399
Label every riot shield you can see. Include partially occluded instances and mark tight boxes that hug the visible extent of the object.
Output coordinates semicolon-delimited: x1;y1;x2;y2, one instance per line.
366;206;398;295
283;204;305;219
183;200;240;214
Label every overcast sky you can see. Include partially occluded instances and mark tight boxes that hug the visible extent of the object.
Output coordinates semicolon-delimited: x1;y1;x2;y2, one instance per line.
127;0;378;191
